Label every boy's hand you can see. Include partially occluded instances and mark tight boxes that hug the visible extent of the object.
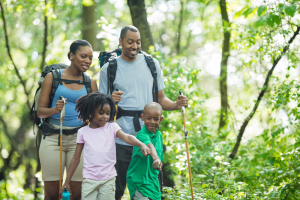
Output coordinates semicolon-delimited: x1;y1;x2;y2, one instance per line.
59;182;72;198
153;158;162;171
140;144;150;156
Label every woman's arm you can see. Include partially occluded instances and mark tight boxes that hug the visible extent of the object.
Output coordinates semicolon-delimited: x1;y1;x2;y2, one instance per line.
37;73;66;118
116;130;150;156
59;143;84;197
90;79;98;92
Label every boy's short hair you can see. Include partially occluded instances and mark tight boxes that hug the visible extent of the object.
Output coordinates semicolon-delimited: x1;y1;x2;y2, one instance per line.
143;102;162;115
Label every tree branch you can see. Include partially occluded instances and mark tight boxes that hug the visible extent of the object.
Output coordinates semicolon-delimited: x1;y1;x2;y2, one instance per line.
40;0;48;71
230;26;300;159
0;0;30;109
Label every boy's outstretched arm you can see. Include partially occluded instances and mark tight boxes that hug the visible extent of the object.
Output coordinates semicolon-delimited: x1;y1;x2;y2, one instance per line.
147;143;162;171
59;143;84;198
116;129;150;156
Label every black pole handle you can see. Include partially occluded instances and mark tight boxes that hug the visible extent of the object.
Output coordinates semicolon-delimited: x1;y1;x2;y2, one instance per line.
179;91;183;95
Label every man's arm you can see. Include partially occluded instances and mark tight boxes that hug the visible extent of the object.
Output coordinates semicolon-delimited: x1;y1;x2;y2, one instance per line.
157;89;189;111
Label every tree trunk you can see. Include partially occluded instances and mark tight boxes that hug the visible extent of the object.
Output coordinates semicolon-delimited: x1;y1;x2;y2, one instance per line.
219;0;230;131
176;0;184;54
127;0;154;52
82;1;97;49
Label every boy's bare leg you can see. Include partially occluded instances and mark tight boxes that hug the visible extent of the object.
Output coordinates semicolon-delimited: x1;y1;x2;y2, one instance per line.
116;197;122;200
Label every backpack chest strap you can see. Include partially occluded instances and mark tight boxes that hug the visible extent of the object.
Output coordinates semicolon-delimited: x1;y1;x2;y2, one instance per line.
116;107;143;132
54;78;85;85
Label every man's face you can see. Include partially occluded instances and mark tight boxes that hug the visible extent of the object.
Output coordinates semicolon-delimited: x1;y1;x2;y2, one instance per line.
119;30;141;62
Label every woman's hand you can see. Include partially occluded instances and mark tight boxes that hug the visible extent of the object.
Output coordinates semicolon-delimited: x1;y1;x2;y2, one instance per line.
140;144;150;156
55;98;67;114
153;158;162;171
59;182;72;198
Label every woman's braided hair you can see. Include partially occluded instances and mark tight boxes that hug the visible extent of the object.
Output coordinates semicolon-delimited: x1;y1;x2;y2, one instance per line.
75;92;116;124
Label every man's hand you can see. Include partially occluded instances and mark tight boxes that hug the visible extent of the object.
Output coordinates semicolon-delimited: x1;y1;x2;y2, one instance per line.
153;158;162;171
111;91;124;103
140;144;150;156
176;95;188;109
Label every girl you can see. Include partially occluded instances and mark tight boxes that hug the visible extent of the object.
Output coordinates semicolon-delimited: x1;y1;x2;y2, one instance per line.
37;40;98;200
59;92;150;200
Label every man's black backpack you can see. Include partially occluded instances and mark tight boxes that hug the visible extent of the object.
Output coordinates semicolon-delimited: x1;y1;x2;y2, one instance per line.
98;48;158;103
98;48;159;132
30;63;92;137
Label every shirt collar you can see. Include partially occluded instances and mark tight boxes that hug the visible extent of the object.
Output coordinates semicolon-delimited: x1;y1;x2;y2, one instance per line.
142;125;157;137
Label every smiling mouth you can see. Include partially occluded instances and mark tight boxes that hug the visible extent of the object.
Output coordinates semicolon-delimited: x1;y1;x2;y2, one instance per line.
130;50;137;55
82;65;89;70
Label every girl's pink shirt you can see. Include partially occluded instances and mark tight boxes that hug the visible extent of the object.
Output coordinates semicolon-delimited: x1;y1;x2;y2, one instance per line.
77;122;121;180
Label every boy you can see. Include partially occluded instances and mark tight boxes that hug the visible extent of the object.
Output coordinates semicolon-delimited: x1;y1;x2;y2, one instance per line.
127;102;164;200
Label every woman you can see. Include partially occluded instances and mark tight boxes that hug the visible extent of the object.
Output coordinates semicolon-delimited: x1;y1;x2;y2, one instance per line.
37;40;98;200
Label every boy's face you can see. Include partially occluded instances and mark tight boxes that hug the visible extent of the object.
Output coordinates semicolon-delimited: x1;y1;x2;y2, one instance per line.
141;108;163;133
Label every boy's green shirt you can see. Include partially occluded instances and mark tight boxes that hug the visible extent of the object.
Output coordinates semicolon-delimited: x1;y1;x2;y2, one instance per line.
127;125;163;200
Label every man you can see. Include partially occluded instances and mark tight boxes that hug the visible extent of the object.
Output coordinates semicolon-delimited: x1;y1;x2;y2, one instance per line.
99;25;188;200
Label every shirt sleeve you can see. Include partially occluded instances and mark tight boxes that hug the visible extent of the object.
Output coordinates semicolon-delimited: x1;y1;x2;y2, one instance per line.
153;58;165;91
76;128;84;143
111;122;122;138
99;63;109;93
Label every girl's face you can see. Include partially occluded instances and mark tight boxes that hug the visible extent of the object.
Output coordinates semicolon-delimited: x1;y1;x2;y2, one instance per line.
90;103;111;128
70;46;93;72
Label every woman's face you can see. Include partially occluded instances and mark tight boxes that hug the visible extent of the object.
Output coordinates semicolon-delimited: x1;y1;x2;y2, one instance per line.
70;46;93;72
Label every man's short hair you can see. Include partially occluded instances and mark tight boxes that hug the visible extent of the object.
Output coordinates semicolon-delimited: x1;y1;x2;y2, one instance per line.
120;25;139;40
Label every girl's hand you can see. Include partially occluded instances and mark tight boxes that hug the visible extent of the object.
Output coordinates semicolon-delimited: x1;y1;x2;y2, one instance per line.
140;144;150;156
55;98;67;114
153;158;162;171
59;183;72;198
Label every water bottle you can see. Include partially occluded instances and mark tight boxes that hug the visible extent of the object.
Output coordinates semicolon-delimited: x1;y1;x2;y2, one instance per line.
62;187;70;200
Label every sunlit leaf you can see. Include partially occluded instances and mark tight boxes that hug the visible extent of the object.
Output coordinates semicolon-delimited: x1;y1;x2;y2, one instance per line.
257;5;267;16
285;5;296;17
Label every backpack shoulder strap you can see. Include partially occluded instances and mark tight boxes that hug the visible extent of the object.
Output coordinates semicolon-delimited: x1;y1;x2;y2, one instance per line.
107;58;118;95
50;69;61;104
82;72;92;94
141;51;159;103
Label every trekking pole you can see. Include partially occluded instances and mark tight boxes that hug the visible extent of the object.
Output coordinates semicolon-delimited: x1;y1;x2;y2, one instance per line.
59;96;66;193
179;91;194;200
114;89;119;122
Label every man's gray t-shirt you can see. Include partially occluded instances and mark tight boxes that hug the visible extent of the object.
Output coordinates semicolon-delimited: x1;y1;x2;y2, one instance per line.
99;54;165;146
